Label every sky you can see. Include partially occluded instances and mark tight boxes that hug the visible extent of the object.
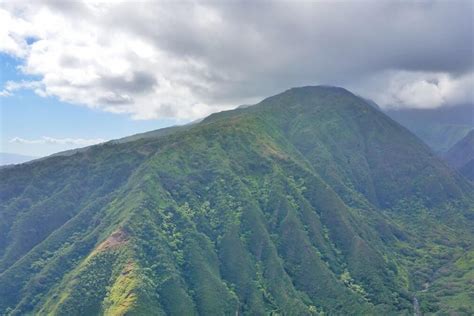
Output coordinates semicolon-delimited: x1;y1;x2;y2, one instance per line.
1;0;473;157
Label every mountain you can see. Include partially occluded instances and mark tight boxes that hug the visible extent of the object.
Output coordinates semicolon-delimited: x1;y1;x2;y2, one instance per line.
0;153;38;166
385;104;474;153
444;130;474;181
44;123;196;160
0;86;473;315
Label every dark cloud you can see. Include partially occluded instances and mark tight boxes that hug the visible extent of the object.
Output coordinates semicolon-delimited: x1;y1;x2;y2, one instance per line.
100;71;157;94
2;0;473;119
98;94;132;105
101;0;473;105
59;54;81;68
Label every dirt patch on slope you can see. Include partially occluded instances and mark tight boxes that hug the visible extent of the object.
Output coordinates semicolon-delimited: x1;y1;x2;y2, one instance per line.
96;229;128;252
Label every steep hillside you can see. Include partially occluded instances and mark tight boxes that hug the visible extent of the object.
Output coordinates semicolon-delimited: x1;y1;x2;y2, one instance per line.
0;86;473;315
444;130;474;181
460;160;474;182
385;104;474;153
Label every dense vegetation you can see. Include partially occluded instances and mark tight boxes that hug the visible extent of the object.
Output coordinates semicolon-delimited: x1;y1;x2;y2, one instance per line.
1;86;473;315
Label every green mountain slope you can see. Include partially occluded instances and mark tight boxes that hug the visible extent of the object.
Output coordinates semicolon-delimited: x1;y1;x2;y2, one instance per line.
385;105;474;154
444;130;474;181
0;86;473;315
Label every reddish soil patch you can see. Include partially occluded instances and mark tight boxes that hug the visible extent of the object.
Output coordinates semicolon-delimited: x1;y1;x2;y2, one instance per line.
96;229;128;252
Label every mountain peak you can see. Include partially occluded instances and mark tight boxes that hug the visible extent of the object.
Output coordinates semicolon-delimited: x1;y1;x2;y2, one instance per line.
1;86;473;315
285;85;353;94
266;85;357;103
202;85;362;125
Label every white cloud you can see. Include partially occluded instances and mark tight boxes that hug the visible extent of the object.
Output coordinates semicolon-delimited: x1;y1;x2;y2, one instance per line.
9;136;106;146
0;80;45;97
0;1;472;119
0;2;232;120
0;7;38;57
353;71;474;109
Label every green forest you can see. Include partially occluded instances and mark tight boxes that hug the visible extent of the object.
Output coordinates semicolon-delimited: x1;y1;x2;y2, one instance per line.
1;86;473;315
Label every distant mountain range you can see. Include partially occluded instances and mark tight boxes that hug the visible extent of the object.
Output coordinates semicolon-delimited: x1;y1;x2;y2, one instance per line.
0;153;38;166
444;130;474;181
0;86;473;315
385;104;473;153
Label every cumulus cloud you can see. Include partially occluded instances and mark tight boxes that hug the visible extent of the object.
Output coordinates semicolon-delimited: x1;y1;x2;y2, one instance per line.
353;71;474;109
9;136;105;146
0;80;45;97
0;0;472;119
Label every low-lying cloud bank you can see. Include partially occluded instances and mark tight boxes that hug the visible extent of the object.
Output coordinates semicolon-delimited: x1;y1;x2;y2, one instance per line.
1;0;472;120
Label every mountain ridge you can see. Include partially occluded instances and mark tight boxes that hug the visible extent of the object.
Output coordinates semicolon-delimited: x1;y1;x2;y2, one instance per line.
444;130;474;181
385;104;474;153
0;86;473;315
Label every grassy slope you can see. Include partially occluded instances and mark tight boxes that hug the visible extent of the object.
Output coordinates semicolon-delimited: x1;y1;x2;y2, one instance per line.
0;86;473;315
